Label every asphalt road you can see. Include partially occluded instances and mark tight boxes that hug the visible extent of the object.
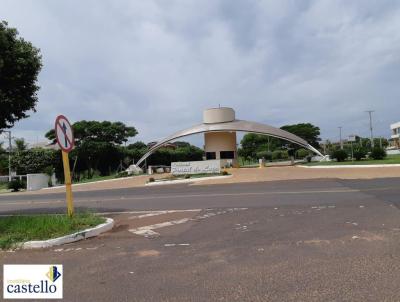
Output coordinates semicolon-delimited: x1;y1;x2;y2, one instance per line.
1;177;400;214
1;178;400;301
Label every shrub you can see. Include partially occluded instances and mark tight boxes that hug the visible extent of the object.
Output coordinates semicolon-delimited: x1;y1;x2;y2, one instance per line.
184;174;191;179
256;151;272;161
148;177;155;182
331;149;348;162
7;179;26;192
222;170;229;175
370;147;387;160
116;171;129;178
296;148;310;159
353;148;367;161
272;150;289;161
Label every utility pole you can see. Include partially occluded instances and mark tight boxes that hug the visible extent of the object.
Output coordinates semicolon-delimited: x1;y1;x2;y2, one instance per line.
339;127;343;150
3;130;12;181
366;110;374;148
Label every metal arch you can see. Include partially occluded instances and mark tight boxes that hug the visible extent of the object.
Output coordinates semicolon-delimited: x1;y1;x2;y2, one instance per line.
136;119;323;166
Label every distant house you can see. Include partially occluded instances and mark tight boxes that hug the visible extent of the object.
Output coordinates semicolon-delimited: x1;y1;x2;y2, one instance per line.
28;141;58;150
146;141;176;150
390;122;400;149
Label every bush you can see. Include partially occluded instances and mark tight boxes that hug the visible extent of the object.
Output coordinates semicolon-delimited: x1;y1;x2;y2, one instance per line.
370;147;387;160
115;171;129;178
331;149;348;162
148;177;155;182
296;148;310;159
272;150;289;161
184;174;191;179
353;148;367;161
7;179;26;192
222;170;229;175
256;151;272;161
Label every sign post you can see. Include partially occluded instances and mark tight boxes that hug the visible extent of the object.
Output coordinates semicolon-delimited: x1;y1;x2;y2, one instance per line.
55;115;75;217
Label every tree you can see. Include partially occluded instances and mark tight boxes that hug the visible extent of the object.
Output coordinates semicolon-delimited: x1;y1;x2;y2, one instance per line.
0;142;8;175
11;148;57;175
0;21;42;130
14;138;27;152
370;147;386;160
45;120;138;177
331;149;348;162
280;123;321;148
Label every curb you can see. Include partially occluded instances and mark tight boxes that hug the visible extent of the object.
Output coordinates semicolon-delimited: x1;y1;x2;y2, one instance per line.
20;218;114;249
300;164;400;169
145;175;232;186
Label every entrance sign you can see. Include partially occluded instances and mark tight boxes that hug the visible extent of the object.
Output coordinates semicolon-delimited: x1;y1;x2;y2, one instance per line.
171;160;221;175
54;115;74;217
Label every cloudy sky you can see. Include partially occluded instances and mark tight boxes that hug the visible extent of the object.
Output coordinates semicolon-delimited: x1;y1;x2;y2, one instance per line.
1;0;400;146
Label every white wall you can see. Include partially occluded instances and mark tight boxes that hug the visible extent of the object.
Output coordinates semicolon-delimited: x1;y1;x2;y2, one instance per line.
26;173;49;191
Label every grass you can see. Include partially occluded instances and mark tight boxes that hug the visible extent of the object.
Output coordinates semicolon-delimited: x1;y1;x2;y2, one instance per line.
0;212;105;250
304;154;400;166
0;182;9;193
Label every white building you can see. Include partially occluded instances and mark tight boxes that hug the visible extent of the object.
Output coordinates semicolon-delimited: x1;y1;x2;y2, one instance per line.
390;122;400;148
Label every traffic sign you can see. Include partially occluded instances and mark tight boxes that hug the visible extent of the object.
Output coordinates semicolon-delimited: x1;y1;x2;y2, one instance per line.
54;115;74;217
55;115;74;153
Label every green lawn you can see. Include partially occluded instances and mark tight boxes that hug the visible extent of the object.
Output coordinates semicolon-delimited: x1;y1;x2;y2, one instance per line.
0;213;105;249
304;154;400;166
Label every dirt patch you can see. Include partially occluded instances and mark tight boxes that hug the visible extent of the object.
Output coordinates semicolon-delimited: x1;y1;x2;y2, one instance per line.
136;249;160;257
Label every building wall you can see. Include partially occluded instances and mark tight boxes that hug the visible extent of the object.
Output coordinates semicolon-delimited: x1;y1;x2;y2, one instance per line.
391;122;400;148
204;132;237;166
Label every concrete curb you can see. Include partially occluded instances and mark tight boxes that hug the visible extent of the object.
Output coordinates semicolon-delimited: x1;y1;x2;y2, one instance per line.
146;175;232;186
20;218;114;249
300;164;400;169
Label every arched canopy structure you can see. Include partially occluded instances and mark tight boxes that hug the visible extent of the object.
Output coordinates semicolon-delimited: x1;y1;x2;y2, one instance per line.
136;119;323;166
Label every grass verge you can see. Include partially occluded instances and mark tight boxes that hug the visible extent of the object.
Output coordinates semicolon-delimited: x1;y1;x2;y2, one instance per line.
0;213;105;250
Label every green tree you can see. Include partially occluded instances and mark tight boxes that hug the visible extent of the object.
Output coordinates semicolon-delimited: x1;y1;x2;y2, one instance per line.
280;123;321;148
0;142;8;175
10;148;57;175
45;120;138;177
0;21;42;130
14;138;27;152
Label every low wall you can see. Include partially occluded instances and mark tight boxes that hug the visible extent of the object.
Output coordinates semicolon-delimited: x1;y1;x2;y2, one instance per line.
26;173;49;191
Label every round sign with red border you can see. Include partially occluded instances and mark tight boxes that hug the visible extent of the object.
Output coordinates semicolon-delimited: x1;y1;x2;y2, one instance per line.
54;115;75;153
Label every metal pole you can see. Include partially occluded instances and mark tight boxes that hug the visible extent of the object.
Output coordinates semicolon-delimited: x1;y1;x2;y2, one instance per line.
339;127;343;150
366;110;374;148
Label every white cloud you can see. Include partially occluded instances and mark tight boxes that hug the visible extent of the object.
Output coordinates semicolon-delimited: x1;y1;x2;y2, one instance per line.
1;0;399;146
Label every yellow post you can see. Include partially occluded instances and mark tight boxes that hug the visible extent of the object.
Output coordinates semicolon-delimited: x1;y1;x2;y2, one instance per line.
62;151;74;217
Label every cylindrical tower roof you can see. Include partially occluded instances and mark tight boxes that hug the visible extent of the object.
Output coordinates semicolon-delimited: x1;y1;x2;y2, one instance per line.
203;107;235;124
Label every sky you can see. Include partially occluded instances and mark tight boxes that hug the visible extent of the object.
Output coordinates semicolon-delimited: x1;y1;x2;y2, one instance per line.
1;0;400;147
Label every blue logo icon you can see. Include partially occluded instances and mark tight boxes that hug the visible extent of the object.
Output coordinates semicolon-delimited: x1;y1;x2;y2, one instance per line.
46;266;61;282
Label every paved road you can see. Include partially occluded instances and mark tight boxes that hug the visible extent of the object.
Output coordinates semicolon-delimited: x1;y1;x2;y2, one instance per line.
1;178;400;301
1;177;400;214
